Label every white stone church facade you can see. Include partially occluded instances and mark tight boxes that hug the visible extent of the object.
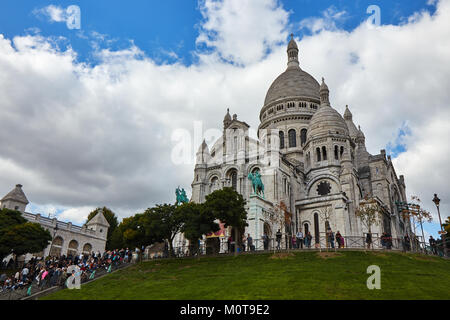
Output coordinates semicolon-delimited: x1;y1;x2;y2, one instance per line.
190;35;412;248
0;184;109;258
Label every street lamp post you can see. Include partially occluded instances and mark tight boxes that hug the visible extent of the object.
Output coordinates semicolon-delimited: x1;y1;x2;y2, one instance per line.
432;194;448;257
48;224;59;258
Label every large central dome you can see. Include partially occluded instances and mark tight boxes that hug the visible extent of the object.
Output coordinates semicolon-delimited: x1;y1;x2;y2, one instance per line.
264;67;320;106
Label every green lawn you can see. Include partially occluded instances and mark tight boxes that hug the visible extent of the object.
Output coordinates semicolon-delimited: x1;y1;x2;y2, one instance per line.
42;250;450;300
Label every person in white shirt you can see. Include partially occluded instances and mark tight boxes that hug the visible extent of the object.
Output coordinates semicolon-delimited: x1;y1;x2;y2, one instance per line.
21;266;29;282
296;230;304;249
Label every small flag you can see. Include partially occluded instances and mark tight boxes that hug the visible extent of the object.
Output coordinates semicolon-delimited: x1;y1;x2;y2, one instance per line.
27;285;32;296
107;265;112;273
89;271;96;279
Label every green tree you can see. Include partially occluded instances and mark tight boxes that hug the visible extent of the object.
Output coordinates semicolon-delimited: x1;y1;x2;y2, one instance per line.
0;208;52;261
443;217;450;235
204;188;247;256
109;228;124;250
176;202;219;256
141;204;183;257
118;213;148;249
87;207;119;250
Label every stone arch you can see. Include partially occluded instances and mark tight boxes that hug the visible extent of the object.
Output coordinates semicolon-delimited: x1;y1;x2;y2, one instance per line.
300;128;307;146
49;236;64;257
82;243;92;254
206;171;222;182
67;240;79;256
263;222;272;238
322;146;327;161
306;174;341;197
226;168;238;191
313;212;320;244
301;220;311;234
210;176;220;193
288;129;297;148
279;130;285;149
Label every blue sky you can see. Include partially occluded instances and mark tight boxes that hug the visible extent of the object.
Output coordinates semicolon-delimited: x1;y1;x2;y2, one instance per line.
0;0;437;66
0;0;447;241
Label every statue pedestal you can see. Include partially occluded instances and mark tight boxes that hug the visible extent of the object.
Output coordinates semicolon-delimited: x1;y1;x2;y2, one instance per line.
247;195;274;245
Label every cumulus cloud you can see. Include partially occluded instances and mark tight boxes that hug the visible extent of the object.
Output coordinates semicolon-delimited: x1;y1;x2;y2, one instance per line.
0;0;449;235
196;0;289;65
33;5;66;22
298;6;349;33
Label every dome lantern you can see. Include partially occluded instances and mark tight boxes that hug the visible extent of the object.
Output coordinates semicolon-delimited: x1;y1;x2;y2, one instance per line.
223;108;232;128
287;33;299;68
320;77;330;106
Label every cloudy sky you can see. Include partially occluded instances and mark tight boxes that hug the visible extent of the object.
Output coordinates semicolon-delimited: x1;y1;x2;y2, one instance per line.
0;0;448;239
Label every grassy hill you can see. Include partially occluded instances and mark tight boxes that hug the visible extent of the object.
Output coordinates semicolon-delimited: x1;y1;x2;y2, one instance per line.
42;250;450;300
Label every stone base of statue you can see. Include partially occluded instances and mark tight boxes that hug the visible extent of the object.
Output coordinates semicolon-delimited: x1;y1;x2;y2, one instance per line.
247;194;274;248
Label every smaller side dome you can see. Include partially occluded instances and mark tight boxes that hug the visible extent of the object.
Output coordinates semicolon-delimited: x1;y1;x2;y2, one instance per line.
308;80;349;139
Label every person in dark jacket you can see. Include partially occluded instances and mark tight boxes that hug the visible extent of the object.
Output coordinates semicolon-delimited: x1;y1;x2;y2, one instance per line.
276;230;282;250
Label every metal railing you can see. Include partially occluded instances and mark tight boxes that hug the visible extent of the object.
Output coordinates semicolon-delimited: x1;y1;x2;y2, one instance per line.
1;234;440;300
159;234;430;258
0;259;131;300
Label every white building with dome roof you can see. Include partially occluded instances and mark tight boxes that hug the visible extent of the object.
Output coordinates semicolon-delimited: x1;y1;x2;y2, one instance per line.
191;35;411;249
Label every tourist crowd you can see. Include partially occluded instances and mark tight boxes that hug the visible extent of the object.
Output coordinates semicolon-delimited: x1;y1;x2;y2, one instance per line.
0;248;135;294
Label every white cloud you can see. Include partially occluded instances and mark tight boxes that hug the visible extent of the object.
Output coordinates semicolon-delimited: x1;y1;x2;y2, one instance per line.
33;5;67;23
196;0;289;65
57;206;96;225
298;6;348;33
0;0;449;236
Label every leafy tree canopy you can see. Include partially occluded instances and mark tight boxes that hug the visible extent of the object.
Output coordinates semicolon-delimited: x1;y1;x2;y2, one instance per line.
141;204;183;256
177;202;219;243
204;188;247;231
0;209;51;261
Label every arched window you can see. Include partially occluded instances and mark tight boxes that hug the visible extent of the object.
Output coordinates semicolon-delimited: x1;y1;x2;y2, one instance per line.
334;146;339;160
314;213;320;244
67;240;79;256
279;131;285;149
340;146;344;158
228;170;238;191
300;129;307;146
210;176;220;192
50;236;64;257
322;147;327;161
288;129;297;148
83;243;92;254
316;148;321;162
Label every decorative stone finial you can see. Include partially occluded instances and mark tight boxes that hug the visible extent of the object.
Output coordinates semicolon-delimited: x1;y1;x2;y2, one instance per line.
319;77;330;106
287;33;299;68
